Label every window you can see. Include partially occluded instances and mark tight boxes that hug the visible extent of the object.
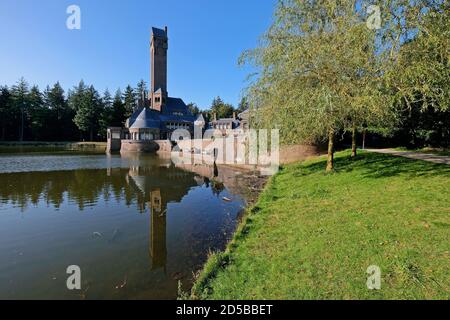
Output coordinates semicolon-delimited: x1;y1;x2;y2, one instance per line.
112;132;120;139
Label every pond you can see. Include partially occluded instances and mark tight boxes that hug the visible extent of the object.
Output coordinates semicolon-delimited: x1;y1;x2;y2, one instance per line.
0;152;264;299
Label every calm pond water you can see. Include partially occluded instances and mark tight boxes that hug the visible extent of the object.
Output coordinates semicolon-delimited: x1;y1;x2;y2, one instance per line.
0;152;258;299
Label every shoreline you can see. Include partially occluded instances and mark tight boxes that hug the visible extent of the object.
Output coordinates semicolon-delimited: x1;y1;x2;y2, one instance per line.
0;141;107;153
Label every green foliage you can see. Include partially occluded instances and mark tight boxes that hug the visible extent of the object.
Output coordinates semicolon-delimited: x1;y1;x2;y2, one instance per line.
73;85;103;141
98;89;113;139
110;89;127;127
187;102;200;116
28;85;46;140
209;96;235;119
236;96;249;114
0;86;12;140
0;78;142;142
123;85;136;118
385;2;449;112
136;79;148;107
242;0;394;147
10;78;30;141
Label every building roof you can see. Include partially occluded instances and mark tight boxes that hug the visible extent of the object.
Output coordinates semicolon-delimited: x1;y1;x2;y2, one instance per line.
238;109;249;120
152;27;167;38
194;113;205;124
161;97;194;118
129;107;161;129
126;97;195;130
212;118;240;125
209;117;241;130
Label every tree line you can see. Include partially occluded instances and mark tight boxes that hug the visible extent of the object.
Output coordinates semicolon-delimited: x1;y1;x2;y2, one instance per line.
0;78;149;142
242;0;449;170
0;76;248;142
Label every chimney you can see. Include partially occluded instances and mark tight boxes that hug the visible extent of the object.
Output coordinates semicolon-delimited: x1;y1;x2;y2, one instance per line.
213;112;217;121
164;26;168;36
232;112;236;120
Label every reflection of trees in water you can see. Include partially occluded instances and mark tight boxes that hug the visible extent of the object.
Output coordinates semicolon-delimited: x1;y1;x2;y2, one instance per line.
0;165;200;212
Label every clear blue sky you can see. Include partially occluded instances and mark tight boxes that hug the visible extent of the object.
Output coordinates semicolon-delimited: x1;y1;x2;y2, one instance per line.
0;0;276;109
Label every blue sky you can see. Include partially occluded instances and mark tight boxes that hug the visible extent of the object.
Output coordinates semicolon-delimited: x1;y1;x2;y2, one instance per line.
0;0;276;109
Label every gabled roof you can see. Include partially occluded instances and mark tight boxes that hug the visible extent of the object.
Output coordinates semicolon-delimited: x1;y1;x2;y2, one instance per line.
152;27;167;39
238;109;249;120
161;97;194;118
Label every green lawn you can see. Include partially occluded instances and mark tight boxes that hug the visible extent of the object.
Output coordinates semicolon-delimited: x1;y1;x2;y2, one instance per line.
191;150;450;299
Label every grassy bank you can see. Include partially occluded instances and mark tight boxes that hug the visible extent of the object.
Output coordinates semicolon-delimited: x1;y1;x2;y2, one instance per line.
191;150;450;299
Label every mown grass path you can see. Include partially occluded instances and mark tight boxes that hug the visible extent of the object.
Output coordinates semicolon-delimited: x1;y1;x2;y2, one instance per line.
192;151;450;299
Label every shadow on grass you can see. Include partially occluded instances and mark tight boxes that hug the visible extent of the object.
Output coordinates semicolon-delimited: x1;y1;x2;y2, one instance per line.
295;151;450;179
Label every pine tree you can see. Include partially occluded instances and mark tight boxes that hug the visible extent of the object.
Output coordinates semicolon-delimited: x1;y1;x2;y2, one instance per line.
123;85;136;118
47;82;66;122
111;89;126;127
11;77;30;141
210;96;234;119
28;85;46;141
0;86;12;140
187;102;200;116
73;85;102;141
98;89;113;139
136;79;147;107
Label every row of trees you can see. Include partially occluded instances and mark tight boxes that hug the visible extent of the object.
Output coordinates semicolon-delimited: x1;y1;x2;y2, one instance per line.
0;79;161;141
242;0;449;170
0;76;248;142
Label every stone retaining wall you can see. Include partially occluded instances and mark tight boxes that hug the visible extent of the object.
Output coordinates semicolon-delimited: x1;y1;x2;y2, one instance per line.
120;140;159;153
157;138;324;165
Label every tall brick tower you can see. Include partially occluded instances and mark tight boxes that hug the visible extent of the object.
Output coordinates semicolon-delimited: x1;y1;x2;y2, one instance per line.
150;26;168;112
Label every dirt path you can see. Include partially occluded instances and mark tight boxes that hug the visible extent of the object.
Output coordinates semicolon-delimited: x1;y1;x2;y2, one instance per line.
366;148;450;165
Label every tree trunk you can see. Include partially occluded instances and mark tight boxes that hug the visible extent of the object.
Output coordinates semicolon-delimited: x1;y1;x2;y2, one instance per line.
351;125;357;157
362;129;366;150
20;108;24;142
326;128;334;172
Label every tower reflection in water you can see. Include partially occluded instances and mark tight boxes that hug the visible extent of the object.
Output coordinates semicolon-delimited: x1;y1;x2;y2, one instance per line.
149;189;167;271
126;163;201;273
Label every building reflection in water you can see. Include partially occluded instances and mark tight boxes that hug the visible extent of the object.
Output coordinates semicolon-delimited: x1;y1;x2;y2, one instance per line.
0;153;249;277
126;164;201;273
149;189;167;271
